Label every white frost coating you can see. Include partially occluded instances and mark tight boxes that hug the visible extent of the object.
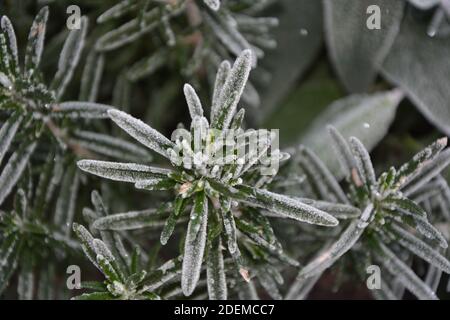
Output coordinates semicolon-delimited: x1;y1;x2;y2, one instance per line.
77;160;171;183
52;16;88;99
0;72;12;89
1;16;19;69
54;169;80;236
108;109;174;158
327;125;356;176
0;142;36;207
403;149;450;196
250;189;339;227
349;136;376;187
52;101;113;118
211;50;252;130
97;0;138;23
390;223;450;273
207;237;227;300
92;208;160;230
24;6;49;73
0;115;22;165
80;52;105;102
204;0;221;11
297;218;367;280
93;239;115;262
181;201;208;296
73;130;151;161
378;241;438;300
211;60;230;123
183;84;204;119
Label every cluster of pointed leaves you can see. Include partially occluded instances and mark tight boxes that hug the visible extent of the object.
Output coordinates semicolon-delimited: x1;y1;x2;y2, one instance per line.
292;126;450;300
0;156;80;298
95;0;278;107
72;191;185;300
0;8;154;208
77;50;339;298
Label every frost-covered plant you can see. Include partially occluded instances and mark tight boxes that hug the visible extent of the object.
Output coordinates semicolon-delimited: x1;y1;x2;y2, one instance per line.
289;126;450;300
95;0;278;107
72;191;183;300
77;50;339;298
0;159;80;298
408;0;450;36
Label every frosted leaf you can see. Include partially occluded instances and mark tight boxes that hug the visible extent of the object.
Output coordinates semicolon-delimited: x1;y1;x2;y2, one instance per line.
425;265;442;293
211;50;252;130
377;241;438;300
108;109;174;158
73;223;99;269
211;60;230;123
96;8;160;51
126;49;166;82
413;216;448;248
77;160;170;183
258;271;282;300
181;197;208;296
394;137;448;189
72;130;152;162
79;51;104;102
96;254;120;282
204;0;220;11
0;16;19;73
51;101;113;119
0;113;22;166
403;149;450;196
389;223;450;273
0;72;12;89
298;216;368;280
0;141;36;207
206;236;227;300
285;273;321;300
188;192;208;241
298;146;348;204
0;234;20;294
183;84;204;119
140;256;183;292
230;108;245;130
17;268;34;300
54;167;79;236
93;239;115;263
222;208;238;254
97;0;139;23
327;125;356;177
297;198;360;219
51;17;88;99
24;6;49;75
93;208;164;231
246;188;339;227
349;136;376;188
383;196;427;219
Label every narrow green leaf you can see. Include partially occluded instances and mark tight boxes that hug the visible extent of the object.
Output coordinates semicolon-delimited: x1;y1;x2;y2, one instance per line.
24;6;49;75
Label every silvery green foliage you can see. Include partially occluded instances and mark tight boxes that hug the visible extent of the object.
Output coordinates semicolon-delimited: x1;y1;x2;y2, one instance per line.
382;10;450;136
72;191;186;300
324;0;404;92
0;159;80;297
94;0;278;108
292;126;450;300
78;50;338;298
